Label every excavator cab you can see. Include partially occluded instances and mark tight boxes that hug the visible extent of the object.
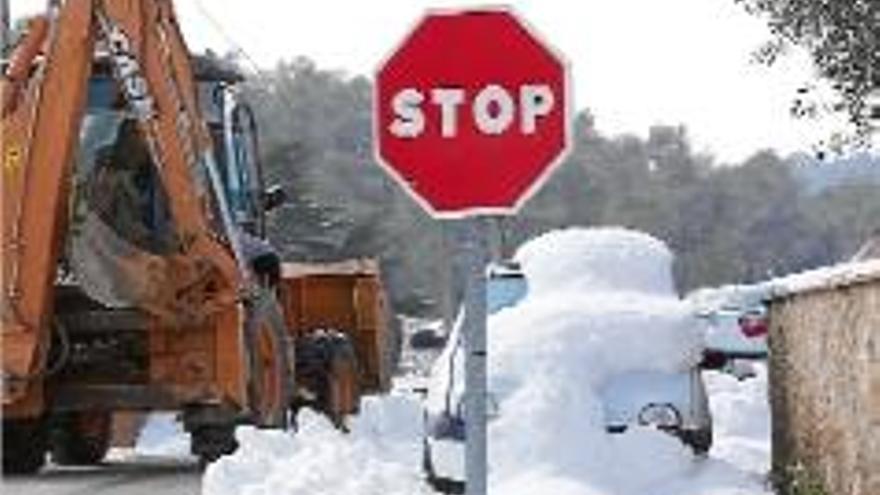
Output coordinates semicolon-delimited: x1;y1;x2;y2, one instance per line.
193;56;276;238
191;55;286;286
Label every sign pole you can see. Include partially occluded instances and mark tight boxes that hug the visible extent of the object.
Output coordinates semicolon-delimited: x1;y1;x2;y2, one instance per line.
457;217;489;495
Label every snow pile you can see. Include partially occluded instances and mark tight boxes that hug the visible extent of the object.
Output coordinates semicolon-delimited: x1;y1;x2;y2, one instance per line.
135;413;192;457
203;393;433;495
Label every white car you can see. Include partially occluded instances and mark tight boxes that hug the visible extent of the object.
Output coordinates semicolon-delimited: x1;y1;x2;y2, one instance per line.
422;261;712;493
689;285;769;379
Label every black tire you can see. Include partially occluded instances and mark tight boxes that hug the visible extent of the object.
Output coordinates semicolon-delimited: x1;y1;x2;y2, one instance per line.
191;424;238;467
422;439;465;494
2;418;48;474
50;411;112;466
681;426;713;456
244;289;293;429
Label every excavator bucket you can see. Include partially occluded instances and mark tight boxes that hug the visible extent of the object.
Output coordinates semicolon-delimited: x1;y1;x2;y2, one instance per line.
67;112;177;313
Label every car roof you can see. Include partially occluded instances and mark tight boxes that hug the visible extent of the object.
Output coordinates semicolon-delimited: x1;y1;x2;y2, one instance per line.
487;261;523;279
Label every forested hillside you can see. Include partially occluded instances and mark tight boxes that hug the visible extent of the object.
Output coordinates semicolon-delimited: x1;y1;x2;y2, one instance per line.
240;57;880;315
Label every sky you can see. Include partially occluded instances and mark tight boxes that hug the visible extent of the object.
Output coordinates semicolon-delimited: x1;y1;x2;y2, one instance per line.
11;0;841;163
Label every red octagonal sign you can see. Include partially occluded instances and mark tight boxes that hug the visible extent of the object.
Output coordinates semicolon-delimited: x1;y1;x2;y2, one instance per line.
375;8;571;218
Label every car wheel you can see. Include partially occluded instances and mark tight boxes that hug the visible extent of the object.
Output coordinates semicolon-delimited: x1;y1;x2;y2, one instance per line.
680;426;713;455
422;439;465;494
2;418;48;474
191;424;238;467
51;411;112;466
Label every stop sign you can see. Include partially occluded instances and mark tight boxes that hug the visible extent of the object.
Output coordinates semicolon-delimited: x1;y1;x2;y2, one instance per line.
375;8;571;218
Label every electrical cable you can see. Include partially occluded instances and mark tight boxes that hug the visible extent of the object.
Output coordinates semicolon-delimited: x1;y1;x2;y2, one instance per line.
191;0;300;114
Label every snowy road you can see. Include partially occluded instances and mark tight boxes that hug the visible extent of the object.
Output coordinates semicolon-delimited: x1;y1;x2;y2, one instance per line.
1;453;201;495
201;370;771;495
4;367;770;495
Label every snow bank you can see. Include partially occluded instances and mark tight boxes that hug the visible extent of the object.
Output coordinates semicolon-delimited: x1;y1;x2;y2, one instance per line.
203;393;433;495
135;413;192;457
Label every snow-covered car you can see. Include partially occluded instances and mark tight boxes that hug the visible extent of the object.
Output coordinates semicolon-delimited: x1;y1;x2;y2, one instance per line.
422;262;521;493
422;231;713;493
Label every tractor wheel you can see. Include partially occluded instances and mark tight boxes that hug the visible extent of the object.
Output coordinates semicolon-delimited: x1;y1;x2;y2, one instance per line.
245;290;293;429
2;418;48;474
51;411;112;466
191;424;238;467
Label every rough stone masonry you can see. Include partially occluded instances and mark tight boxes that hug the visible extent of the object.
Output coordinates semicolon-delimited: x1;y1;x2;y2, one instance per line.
768;268;879;495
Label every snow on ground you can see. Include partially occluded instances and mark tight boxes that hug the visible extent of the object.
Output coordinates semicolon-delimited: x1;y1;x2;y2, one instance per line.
204;390;434;495
203;227;772;495
705;366;771;477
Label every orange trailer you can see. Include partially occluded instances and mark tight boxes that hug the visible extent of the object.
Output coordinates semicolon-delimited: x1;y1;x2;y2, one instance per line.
279;259;394;424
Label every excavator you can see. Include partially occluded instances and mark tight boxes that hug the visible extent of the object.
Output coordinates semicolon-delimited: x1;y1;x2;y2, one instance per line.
2;0;392;473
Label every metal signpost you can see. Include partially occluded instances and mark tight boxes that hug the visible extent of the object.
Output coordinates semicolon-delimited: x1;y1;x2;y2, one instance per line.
374;8;571;495
457;217;489;495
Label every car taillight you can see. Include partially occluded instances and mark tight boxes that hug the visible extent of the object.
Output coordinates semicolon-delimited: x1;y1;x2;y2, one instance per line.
738;314;768;338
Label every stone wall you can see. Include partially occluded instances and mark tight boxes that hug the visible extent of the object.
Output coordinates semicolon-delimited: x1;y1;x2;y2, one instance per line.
767;275;880;495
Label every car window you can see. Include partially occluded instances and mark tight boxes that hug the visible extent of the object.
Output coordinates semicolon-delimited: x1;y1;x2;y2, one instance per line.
487;275;527;315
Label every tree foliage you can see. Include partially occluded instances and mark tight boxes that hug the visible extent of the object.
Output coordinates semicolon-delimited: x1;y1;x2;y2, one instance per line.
738;0;879;150
241;58;880;315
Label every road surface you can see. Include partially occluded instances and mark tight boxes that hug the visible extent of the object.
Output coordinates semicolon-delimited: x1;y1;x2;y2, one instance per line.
2;452;200;495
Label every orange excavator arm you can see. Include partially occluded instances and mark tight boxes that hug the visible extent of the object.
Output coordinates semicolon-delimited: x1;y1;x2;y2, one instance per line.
2;0;247;411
